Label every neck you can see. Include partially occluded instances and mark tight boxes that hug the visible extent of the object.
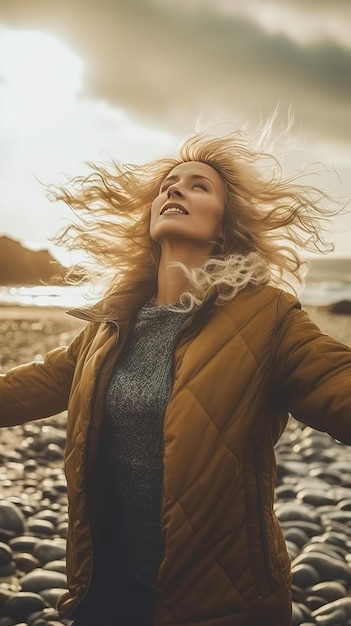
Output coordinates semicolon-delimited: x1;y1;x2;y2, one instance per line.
155;243;211;306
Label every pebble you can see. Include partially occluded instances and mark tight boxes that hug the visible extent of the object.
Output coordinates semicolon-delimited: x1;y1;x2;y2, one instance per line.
4;591;48;621
0;413;70;625
307;580;348;602
33;540;66;565
0;503;26;537
274;420;351;626
21;569;67;594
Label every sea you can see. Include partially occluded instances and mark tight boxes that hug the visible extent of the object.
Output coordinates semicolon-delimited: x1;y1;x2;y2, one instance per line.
298;257;351;306
0;258;351;309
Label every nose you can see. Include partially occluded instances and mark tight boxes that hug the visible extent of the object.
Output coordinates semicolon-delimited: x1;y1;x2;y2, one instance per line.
167;184;184;199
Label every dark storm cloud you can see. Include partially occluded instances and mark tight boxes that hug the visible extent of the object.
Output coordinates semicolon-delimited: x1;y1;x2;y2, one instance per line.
1;0;350;140
284;0;349;6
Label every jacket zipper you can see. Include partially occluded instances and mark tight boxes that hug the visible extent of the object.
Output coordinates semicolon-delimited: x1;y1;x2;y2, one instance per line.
253;446;270;598
66;319;121;618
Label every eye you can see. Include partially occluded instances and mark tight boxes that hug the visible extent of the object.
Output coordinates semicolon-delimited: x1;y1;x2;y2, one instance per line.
193;183;208;191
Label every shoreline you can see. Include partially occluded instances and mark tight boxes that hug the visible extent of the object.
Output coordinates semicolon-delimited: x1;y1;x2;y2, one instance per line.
0;303;69;318
0;300;350;339
1;300;350;377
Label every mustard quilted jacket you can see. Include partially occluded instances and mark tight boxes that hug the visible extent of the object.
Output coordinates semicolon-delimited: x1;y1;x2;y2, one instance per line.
1;285;351;626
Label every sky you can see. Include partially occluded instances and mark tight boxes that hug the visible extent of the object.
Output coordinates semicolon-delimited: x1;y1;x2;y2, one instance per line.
0;0;351;263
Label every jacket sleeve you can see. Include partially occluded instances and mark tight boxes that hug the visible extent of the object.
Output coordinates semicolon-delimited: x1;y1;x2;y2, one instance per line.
272;292;351;444
0;325;88;427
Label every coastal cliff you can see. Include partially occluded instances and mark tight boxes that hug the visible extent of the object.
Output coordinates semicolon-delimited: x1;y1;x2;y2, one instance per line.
0;236;66;286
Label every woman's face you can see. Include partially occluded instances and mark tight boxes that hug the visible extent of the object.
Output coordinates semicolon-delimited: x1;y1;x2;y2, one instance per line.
150;161;226;251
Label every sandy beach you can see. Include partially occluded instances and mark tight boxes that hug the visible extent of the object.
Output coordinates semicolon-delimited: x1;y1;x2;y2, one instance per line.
0;303;351;625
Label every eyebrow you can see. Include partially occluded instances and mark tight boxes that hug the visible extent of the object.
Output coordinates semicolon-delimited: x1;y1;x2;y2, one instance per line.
162;174;215;187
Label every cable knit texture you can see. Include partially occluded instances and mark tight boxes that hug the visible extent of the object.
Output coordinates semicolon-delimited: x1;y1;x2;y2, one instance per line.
101;301;192;587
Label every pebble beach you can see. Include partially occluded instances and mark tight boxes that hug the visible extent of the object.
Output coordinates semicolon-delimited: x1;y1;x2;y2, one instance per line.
0;303;351;625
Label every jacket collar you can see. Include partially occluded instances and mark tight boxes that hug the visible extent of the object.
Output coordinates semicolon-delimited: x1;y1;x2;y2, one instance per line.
66;280;156;323
67;279;218;326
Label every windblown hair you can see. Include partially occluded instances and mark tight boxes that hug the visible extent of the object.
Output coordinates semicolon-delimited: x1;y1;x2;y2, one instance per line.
52;123;338;309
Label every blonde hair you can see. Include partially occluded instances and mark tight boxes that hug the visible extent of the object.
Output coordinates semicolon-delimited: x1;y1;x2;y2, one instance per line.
52;124;338;309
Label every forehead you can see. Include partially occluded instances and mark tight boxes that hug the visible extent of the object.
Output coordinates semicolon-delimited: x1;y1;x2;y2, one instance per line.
165;161;224;187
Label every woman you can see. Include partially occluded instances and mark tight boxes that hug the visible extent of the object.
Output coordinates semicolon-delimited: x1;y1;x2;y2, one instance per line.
1;127;351;626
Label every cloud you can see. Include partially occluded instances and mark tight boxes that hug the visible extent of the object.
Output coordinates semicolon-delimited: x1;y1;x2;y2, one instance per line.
1;1;350;140
214;1;351;48
1;1;350;144
281;0;350;7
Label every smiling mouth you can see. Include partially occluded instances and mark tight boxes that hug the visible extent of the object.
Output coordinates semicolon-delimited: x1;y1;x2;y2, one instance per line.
160;203;189;216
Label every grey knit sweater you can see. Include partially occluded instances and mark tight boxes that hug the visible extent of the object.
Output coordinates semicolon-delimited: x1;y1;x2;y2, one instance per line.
100;301;192;589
